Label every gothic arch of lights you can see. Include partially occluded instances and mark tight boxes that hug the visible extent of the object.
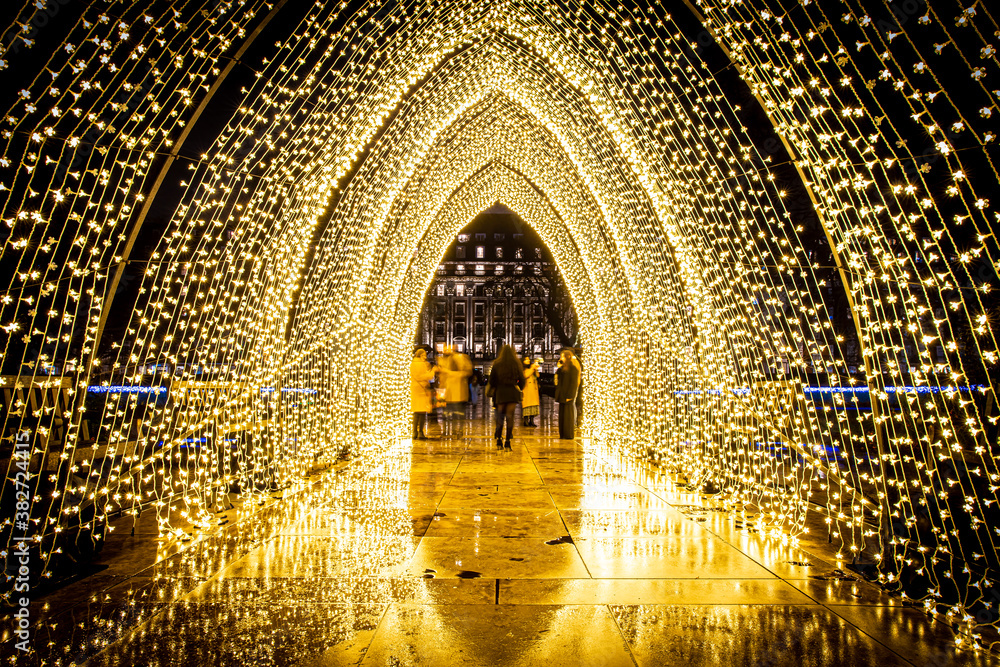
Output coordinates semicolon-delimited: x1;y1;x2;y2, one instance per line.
1;0;999;647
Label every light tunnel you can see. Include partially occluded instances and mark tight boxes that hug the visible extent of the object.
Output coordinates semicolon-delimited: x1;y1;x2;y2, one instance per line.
1;0;999;644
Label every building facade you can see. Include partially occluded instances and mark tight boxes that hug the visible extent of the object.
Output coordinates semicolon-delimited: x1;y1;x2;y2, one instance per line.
415;209;574;362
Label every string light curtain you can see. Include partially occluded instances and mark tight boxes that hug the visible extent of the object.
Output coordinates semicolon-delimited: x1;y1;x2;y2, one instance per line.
0;0;998;649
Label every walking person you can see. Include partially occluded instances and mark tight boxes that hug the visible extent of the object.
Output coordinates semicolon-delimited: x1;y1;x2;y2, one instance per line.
522;357;541;427
486;345;525;450
473;369;487;419
468;370;480;419
554;348;580;440
410;348;436;440
440;346;473;438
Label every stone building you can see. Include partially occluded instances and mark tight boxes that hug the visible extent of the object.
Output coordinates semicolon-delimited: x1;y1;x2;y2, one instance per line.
415;206;575;362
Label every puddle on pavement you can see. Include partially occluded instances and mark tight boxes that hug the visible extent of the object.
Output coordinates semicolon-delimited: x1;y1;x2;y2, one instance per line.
810;569;858;581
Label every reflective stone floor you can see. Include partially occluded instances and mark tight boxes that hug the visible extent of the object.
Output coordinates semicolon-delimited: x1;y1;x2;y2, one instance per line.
3;415;997;665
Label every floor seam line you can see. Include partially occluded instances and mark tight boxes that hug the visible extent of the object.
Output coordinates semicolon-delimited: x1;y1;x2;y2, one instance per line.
817;600;920;666
604;602;641;667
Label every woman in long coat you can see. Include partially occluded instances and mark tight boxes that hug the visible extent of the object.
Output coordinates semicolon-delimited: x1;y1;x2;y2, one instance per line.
521;357;541;427
410;348;436;440
554;348;580;440
440;348;472;438
487;345;526;450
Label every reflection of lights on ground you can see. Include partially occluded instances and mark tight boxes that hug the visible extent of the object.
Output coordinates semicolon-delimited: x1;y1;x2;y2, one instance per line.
16;423;982;662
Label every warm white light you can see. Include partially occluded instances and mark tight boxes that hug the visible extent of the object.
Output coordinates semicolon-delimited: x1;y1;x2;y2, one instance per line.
0;0;998;644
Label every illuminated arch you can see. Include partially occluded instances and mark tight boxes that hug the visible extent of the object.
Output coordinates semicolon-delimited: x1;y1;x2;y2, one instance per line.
1;0;999;637
279;46;705;452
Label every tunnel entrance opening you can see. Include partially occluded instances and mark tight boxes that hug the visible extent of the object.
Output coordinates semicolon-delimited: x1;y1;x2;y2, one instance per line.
415;203;578;366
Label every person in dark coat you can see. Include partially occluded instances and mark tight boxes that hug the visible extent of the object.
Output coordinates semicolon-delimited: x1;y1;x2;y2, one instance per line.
554;348;581;440
487;344;525;450
573;347;584;427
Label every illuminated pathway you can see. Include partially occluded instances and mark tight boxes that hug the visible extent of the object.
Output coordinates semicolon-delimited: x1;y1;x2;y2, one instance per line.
50;417;983;666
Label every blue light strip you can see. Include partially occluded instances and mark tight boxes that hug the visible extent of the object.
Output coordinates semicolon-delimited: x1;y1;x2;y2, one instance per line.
87;385;167;394
674;388;751;395
88;385;317;394
803;385;987;395
258;387;318;394
674;385;987;396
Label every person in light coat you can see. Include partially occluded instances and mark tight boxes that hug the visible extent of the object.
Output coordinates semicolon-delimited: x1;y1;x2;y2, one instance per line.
521;357;541;427
410;348;436;440
439;346;472;438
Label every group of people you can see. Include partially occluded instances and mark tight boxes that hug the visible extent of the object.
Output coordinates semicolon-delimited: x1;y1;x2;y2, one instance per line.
409;346;474;440
409;344;582;448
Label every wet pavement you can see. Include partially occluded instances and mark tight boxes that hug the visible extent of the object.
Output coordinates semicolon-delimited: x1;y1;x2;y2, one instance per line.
3;415;997;665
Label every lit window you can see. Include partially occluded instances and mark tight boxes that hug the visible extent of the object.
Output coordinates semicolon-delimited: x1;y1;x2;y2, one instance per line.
456;264;466;274
476;246;484;258
436;284;445;296
458;234;469;242
515;247;523;259
456;284;465;296
475;264;485;274
494;264;504;275
534;247;542;258
495;246;503;259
